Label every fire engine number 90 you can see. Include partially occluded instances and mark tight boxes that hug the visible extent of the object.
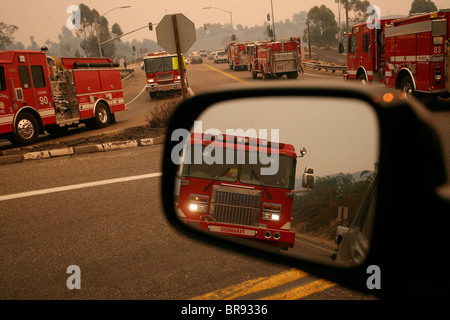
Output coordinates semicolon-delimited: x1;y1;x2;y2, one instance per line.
39;96;49;105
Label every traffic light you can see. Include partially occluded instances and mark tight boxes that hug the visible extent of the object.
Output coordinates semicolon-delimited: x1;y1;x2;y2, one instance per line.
148;22;153;31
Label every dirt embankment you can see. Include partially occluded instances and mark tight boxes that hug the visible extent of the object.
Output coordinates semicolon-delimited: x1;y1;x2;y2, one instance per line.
304;46;347;66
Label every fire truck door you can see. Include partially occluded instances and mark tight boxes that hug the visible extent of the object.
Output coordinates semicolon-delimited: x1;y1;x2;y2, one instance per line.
359;30;373;79
26;53;53;124
0;65;14;132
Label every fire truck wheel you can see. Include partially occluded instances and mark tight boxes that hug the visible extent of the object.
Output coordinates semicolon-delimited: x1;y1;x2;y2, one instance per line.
287;71;298;79
251;66;258;79
10;112;40;146
262;68;272;80
86;102;110;129
358;73;367;85
400;76;415;98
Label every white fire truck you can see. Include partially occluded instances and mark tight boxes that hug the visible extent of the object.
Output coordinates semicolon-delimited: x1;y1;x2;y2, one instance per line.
0;50;125;146
247;37;303;80
346;10;450;99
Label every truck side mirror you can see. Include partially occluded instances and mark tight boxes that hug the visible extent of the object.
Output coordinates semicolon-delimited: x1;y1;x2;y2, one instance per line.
302;167;314;189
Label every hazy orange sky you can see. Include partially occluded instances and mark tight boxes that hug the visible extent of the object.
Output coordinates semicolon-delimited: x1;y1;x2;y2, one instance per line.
1;0;448;46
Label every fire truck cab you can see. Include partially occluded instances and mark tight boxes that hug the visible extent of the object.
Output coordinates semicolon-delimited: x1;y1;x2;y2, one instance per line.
0;50;125;146
143;51;187;99
346;18;395;84
175;133;314;250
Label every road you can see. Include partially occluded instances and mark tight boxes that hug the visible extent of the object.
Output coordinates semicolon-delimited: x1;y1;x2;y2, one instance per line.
1;58;449;303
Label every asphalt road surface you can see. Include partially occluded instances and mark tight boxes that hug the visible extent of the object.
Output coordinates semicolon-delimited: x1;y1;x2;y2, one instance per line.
1;59;449;304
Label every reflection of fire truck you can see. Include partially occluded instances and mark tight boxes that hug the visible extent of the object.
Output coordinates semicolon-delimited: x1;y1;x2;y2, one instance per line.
176;133;314;250
227;42;248;71
346;10;450;99
0;50;125;146
144;51;187;99
247;37;303;80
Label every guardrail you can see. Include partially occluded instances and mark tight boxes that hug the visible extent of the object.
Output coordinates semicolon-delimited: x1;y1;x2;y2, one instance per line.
303;62;347;74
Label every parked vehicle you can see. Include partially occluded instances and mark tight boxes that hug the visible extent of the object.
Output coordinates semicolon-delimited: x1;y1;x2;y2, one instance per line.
0;50;125;146
214;51;228;63
345;10;450;100
190;55;203;64
143;51;187;99
247;37;303;80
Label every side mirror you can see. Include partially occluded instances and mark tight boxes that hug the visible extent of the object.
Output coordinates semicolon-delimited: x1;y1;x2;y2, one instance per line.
302;167;314;189
161;82;450;299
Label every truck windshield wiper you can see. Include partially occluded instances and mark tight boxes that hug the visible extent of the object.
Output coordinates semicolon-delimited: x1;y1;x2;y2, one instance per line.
251;167;272;198
204;166;230;191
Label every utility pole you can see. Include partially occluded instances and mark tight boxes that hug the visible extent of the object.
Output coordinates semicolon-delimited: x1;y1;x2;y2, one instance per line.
270;0;276;40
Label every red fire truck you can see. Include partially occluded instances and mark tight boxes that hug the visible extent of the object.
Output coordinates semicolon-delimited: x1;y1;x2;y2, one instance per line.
247;37;303;80
346;10;450;99
0;50;125;146
143;51;187;99
227;42;248;71
175;133;314;250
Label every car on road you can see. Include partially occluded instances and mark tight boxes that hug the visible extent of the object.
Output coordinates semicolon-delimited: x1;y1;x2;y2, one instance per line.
214;51;227;63
190;54;203;64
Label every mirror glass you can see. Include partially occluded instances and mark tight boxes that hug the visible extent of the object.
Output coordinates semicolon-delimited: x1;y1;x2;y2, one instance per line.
171;96;379;267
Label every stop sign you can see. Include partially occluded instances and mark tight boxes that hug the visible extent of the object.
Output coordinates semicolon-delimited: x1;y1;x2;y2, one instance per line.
156;14;196;54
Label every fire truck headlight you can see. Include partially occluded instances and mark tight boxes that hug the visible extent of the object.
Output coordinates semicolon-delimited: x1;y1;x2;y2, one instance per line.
147;79;155;83
262;212;281;221
262;203;282;221
189;203;208;213
189;194;209;213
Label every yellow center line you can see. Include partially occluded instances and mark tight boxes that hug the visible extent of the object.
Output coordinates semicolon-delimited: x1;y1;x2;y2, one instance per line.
202;64;250;85
190;268;309;300
260;279;337;300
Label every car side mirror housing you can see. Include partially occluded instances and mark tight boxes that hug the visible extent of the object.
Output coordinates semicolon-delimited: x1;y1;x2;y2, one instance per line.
161;82;450;299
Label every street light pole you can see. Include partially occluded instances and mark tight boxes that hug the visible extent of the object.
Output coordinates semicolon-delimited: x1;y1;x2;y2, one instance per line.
270;0;276;40
202;6;234;39
97;5;131;58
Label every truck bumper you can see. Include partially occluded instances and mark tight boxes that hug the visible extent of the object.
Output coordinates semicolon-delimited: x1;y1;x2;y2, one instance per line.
183;219;295;249
146;81;183;92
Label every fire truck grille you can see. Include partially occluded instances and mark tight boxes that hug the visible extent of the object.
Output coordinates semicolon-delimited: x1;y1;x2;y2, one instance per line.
210;185;261;227
157;73;173;82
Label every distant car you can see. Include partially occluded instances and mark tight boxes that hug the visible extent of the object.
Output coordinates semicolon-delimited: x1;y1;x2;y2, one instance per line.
214;51;227;63
199;49;208;57
190;55;203;64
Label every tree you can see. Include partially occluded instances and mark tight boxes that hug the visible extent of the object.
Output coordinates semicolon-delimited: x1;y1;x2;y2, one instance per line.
409;0;438;15
111;23;123;41
0;22;18;50
75;3;116;58
303;5;339;47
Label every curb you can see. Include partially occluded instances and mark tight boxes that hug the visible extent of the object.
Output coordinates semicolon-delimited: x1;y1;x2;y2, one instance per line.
0;136;165;166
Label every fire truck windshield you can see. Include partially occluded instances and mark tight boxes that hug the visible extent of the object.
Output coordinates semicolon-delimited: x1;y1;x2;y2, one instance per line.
181;145;296;190
144;56;176;73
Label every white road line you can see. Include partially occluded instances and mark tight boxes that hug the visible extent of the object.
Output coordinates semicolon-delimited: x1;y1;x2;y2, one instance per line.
125;86;146;106
295;238;333;253
0;172;162;202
